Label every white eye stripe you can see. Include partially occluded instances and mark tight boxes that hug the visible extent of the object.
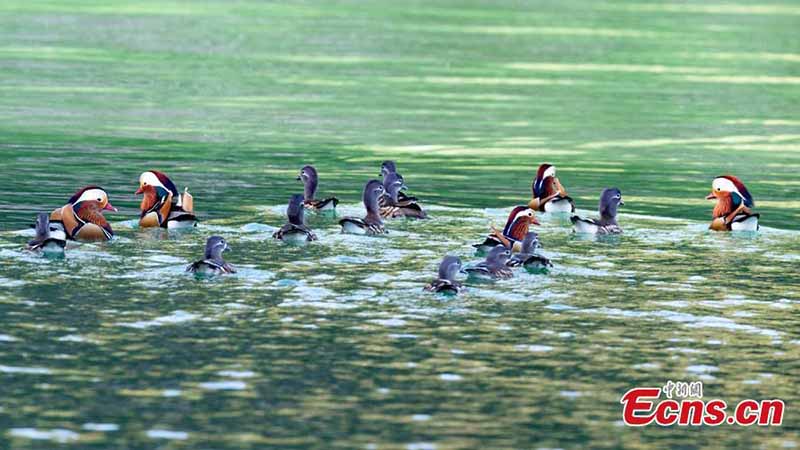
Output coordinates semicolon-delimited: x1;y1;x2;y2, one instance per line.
541;166;556;179
76;189;107;204
712;178;742;197
139;172;165;189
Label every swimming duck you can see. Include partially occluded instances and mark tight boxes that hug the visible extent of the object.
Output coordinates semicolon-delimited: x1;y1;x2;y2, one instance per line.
571;188;624;234
528;164;575;213
339;180;387;235
297;165;339;212
27;213;66;253
465;246;514;280
48;186;117;241
424;255;465;294
186;236;236;275
273;194;318;242
507;232;552;270
379;172;428;219
706;175;759;231
136;170;197;229
473;206;539;253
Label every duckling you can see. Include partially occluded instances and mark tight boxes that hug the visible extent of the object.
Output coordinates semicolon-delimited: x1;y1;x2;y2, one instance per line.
27;213;66;254
297;165;339;212
136;170;197;229
571;188;624;234
706;175;759;231
48;186;117;242
507;232;552;270
379;172;427;219
273;194;318;242
339;180;387;235
473;206;539;253
528;164;575;213
465;246;514;280
424;255;465;294
187;236;236;275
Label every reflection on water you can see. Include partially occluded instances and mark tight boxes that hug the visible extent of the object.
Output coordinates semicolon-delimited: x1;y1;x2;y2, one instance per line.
0;205;798;448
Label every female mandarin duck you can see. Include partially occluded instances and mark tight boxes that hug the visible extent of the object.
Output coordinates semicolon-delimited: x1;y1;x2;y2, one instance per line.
465;246;514;280
380;160;416;204
571;188;624;234
339;180;387;235
49;186;117;241
424;255;465;294
135;170;197;229
473;206;539;253
379;172;427;219
706;175;759;231
507;232;552;271
28;213;67;254
187;236;236;275
273;194;318;242
528;164;575;213
297;165;339;212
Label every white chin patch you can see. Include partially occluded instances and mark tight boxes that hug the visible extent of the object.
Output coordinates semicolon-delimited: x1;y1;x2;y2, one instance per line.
712;178;741;196
76;188;107;204
139;171;164;189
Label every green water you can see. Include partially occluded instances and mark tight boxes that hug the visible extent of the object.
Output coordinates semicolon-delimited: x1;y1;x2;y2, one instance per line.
1;1;799;448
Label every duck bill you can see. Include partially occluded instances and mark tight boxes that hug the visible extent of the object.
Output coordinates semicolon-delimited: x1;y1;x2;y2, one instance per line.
103;202;118;212
531;217;541;226
705;192;716;200
296;176;302;181
135;186;144;195
619;200;625;206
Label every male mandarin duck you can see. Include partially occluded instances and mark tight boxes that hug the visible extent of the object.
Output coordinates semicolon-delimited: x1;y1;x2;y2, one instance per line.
571;188;624;235
27;213;66;254
135;170;197;229
297;165;339;212
528;163;575;213
424;255;465;294
473;206;539;253
273;194;318;242
49;186;117;241
339;180;387;235
465;246;514;280
379;172;427;219
187;236;236;275
706;175;759;231
507;232;553;271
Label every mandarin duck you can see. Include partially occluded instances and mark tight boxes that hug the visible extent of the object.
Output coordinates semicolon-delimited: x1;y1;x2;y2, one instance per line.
465;246;514;280
27;213;66;254
528;164;575;213
339;180;386;235
706;175;759;231
473;206;539;253
571;188;624;234
273;194;318;242
380;160;416;204
297;165;339;212
424;255;465;294
48;186;117;242
507;232;552;271
135;170;197;229
379;172;427;219
187;236;236;275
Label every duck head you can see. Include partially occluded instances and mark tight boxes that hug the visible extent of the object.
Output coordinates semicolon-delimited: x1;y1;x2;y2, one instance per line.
34;212;52;240
363;179;386;219
297;165;319;201
383;172;407;203
487;245;512;267
204;235;230;261
136;170;178;197
438;255;462;281
502;206;540;242
706;175;754;217
520;231;541;254
380;160;398;177
287;194;305;226
532;163;559;198
599;188;624;220
68;186;117;212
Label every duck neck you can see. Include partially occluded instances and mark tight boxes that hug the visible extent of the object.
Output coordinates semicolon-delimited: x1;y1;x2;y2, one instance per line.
304;177;318;201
